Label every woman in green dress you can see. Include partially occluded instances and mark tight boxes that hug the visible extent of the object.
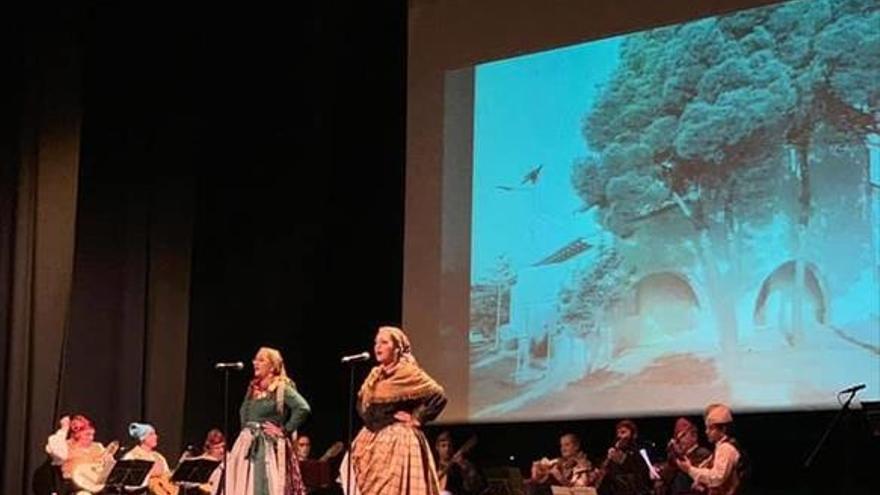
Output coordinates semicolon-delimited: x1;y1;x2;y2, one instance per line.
226;346;311;495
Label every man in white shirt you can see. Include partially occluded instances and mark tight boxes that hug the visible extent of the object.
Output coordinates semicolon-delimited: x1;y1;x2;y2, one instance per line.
676;403;742;495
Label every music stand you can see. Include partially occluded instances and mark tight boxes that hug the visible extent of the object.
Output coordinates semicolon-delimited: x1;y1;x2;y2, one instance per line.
484;466;525;495
103;460;154;494
172;458;222;486
300;459;333;489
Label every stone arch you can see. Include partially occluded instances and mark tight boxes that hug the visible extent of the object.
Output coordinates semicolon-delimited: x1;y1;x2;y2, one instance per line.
753;261;827;327
634;271;702;312
613;271;702;352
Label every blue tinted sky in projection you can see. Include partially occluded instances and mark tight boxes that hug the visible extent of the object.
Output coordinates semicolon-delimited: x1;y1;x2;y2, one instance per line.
472;38;621;281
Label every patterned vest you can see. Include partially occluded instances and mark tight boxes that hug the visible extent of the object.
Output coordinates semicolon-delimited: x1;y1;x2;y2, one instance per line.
706;438;740;495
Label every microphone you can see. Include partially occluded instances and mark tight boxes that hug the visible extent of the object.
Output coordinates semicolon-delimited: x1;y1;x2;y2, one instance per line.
215;361;245;370
341;352;370;364
838;383;866;395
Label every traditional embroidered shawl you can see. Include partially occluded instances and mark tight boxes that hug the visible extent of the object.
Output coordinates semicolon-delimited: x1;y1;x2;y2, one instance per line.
359;360;443;408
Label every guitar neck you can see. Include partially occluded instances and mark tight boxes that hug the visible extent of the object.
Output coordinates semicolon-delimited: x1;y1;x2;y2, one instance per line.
437;436;478;476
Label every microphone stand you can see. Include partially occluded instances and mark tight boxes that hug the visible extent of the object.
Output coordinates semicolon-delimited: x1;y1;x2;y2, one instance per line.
804;389;860;469
217;366;232;495
344;357;368;495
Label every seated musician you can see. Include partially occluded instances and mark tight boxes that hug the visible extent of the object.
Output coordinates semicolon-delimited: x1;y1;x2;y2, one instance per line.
162;428;225;495
675;404;743;495
296;434;312;461
435;431;485;495
597;420;651;495
655;418;711;495
45;414;113;495
189;428;226;495
297;435;344;492
527;433;598;495
122;422;171;493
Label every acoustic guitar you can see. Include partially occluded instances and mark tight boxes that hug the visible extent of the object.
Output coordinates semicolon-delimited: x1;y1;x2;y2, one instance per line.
70;441;119;493
148;473;180;495
438;436;478;491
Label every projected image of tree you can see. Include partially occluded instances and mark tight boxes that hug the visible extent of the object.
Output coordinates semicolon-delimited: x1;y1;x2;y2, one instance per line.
468;0;879;420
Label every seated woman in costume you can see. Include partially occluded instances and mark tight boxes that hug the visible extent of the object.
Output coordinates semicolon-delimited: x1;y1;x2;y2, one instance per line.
45;414;117;495
121;422;172;494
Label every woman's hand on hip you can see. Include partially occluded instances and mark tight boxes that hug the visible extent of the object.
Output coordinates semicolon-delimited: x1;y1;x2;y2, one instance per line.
394;411;421;427
262;422;284;438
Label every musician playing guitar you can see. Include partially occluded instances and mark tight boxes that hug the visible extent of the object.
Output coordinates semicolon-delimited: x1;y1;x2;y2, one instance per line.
655;418;711;495
435;431;484;495
674;404;742;495
527;433;598;494
122;422;175;495
45;414;117;495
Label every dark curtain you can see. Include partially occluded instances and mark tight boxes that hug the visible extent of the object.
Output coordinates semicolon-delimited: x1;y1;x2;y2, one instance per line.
1;6;85;493
1;5;195;492
0;23;22;495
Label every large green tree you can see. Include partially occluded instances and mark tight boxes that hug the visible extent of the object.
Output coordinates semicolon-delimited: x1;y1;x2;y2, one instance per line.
573;0;879;347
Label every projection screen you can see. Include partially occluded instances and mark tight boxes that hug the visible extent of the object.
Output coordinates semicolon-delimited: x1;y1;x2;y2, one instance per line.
405;0;880;422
